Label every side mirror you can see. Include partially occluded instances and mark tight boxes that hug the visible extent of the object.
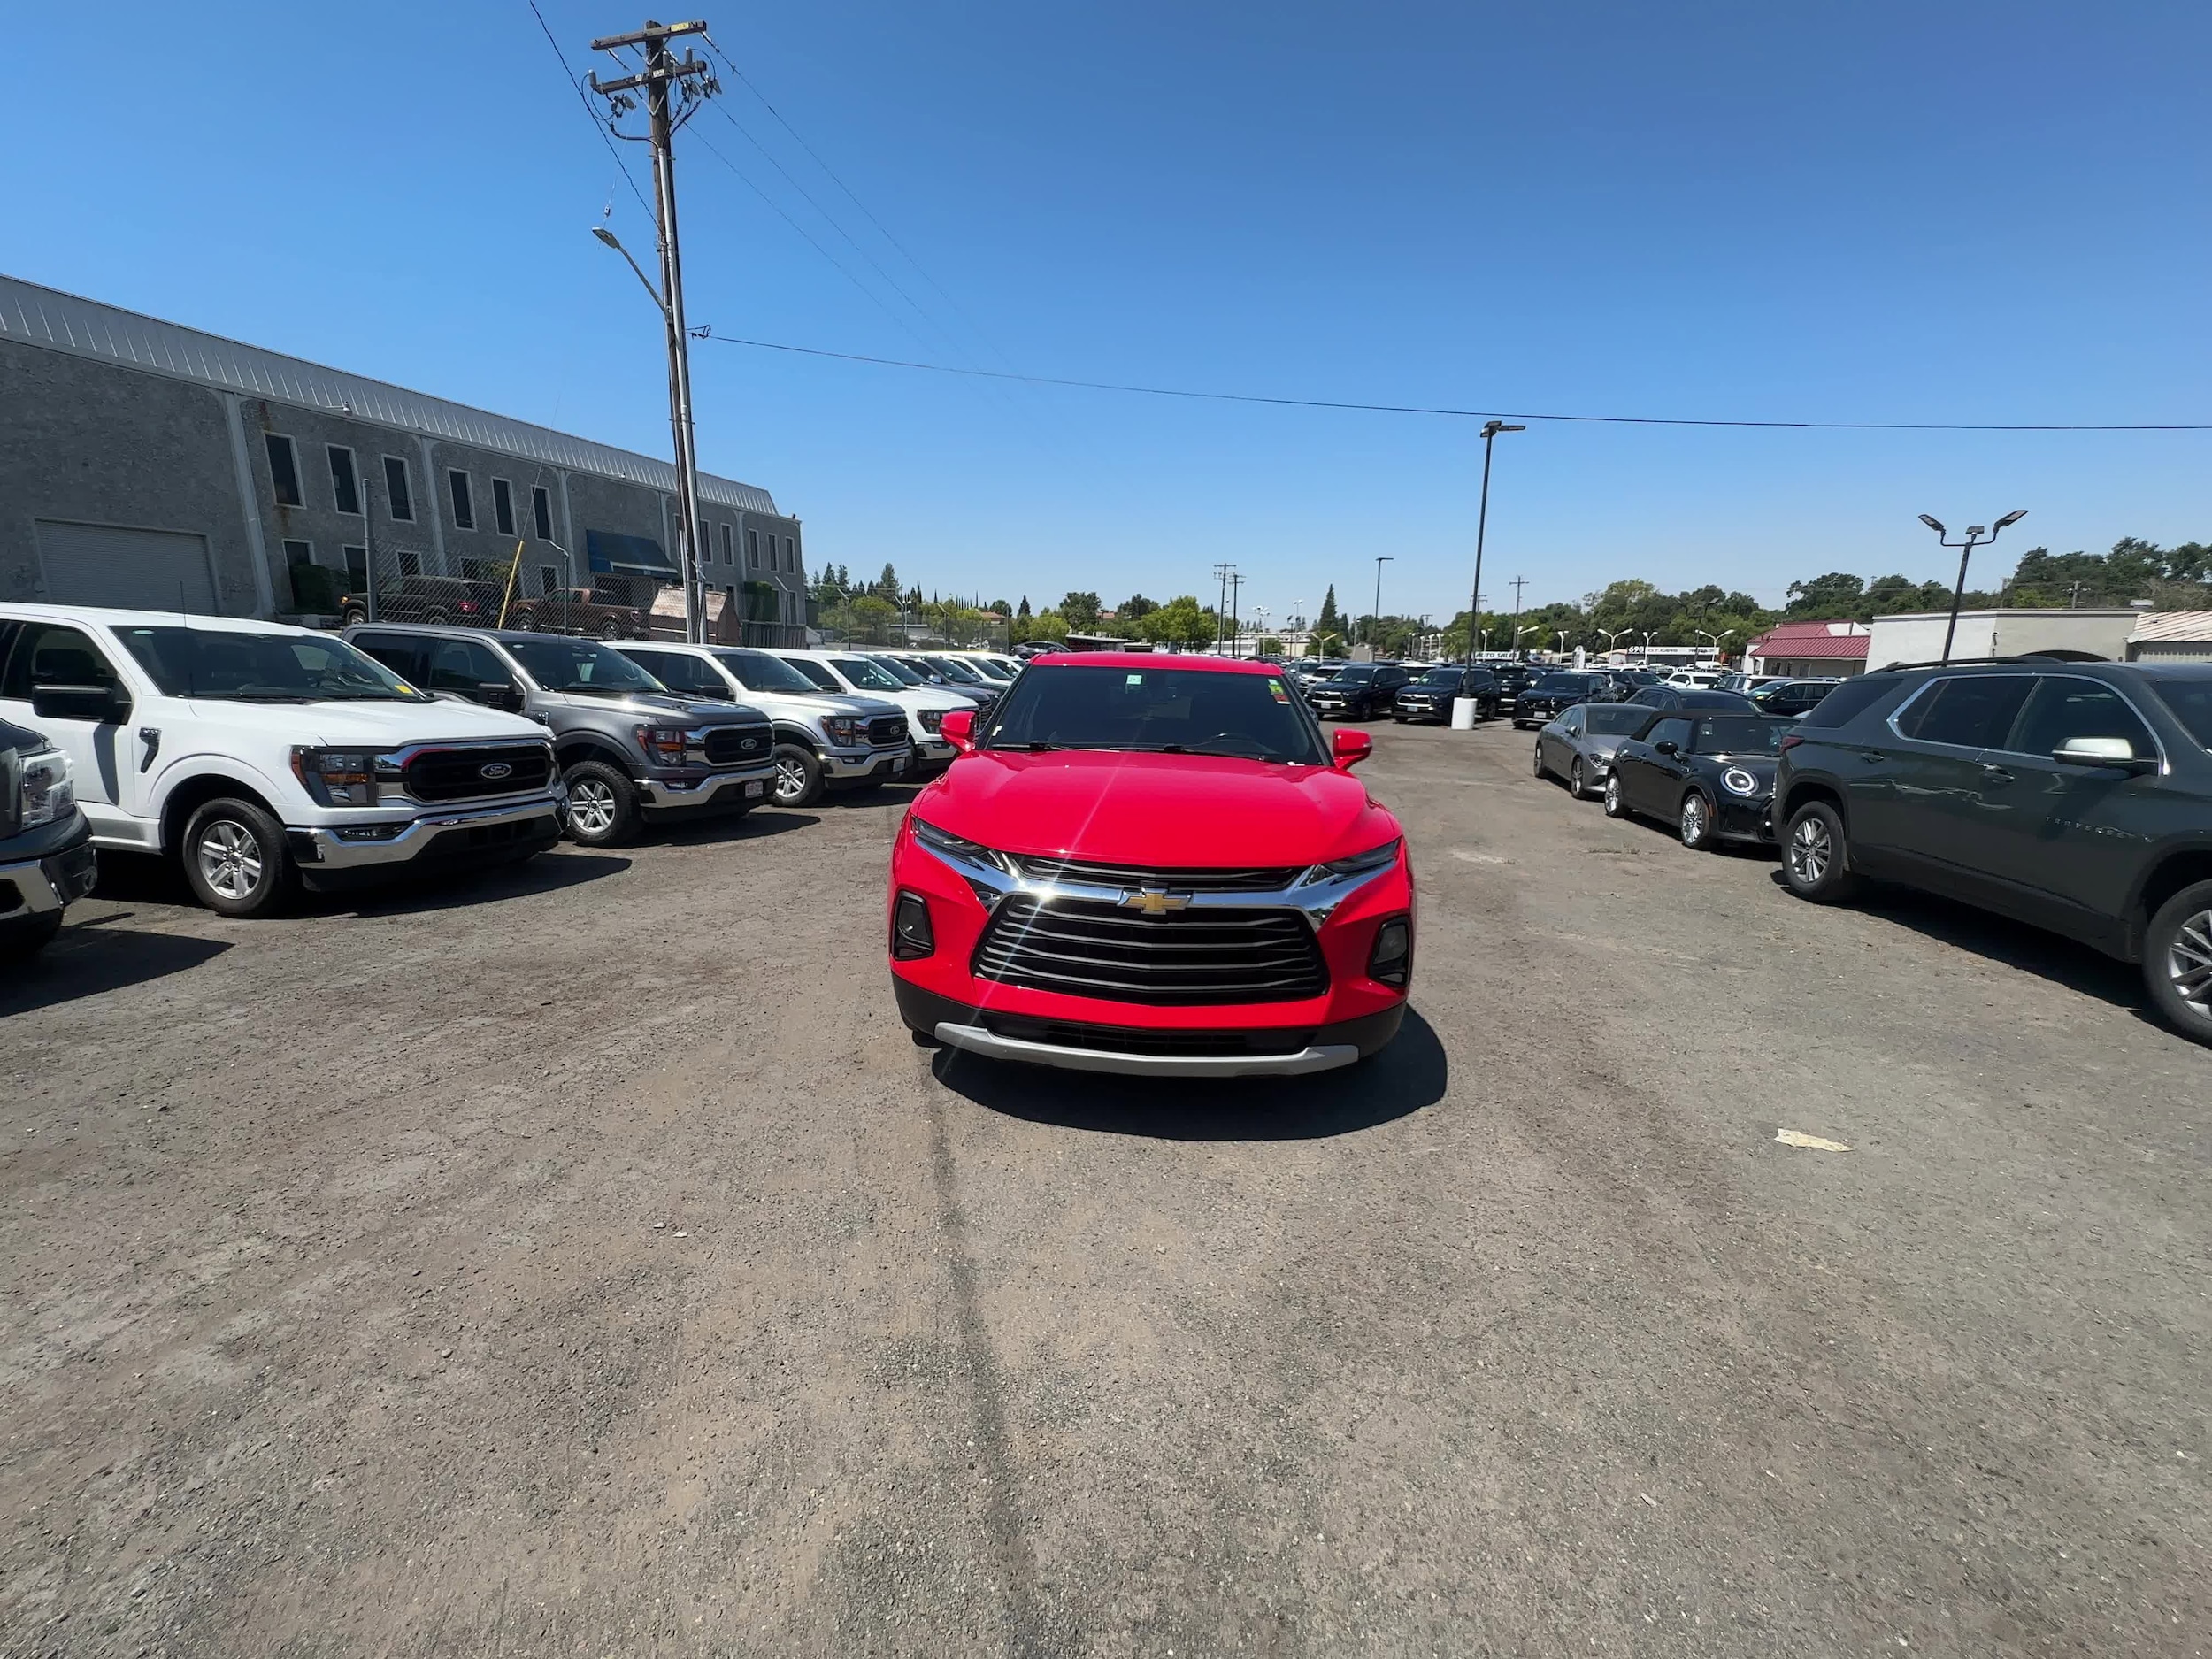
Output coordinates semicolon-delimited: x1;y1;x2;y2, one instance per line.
1654;740;1679;757
1332;729;1372;770
482;680;525;712
32;682;130;724
939;709;976;752
2054;736;2155;773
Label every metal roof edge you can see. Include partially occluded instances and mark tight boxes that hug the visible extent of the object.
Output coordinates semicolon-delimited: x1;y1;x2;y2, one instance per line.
0;272;783;518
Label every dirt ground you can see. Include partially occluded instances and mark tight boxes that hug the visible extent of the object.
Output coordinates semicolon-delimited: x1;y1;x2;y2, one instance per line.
1;719;2205;1657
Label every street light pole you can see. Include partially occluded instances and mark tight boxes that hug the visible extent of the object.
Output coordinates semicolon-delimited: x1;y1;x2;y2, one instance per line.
1463;420;1525;664
1920;510;2028;665
1371;556;1393;656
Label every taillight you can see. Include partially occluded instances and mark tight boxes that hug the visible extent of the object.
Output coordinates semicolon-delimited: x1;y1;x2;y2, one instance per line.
1779;734;1804;752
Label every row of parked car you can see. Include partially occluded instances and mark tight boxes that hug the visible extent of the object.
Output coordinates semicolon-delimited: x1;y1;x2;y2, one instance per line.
1525;656;2212;1047
0;601;1027;956
1277;655;1843;730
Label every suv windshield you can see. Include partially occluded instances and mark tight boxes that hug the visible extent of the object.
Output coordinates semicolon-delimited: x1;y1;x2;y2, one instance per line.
1328;666;1378;684
1534;673;1600;693
1691;716;1793;755
1413;670;1463;688
118;626;426;703
985;665;1328;764
2150;678;2212;749
714;649;821;695
830;656;910;693
509;637;664;695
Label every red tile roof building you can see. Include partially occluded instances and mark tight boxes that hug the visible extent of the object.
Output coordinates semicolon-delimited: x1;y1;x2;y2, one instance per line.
1744;620;1871;676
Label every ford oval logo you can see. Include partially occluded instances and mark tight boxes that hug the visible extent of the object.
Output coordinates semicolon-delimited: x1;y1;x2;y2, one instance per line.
480;761;513;780
741;738;758;751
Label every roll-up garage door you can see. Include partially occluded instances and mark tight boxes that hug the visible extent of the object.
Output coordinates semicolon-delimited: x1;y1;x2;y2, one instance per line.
34;520;219;613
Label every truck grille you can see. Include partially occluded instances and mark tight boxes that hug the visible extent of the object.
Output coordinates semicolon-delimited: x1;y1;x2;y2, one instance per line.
403;745;552;803
869;715;910;748
972;896;1328;1006
703;724;772;766
1005;856;1302;892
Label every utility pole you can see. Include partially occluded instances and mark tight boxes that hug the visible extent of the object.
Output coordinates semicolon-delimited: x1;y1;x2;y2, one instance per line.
1228;572;1245;658
590;18;718;643
1371;556;1393;654
1509;575;1528;660
1212;562;1235;655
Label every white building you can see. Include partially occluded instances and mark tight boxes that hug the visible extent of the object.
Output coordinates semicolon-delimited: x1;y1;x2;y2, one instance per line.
1864;608;2141;671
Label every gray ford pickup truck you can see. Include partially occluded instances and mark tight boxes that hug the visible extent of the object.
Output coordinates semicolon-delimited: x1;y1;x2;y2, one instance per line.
0;715;97;959
347;624;775;847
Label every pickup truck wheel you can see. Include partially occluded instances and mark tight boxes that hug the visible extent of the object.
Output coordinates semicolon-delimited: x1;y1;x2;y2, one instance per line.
772;743;824;808
599;618;625;641
563;760;638;847
2143;881;2212;1046
1781;800;1863;903
180;797;295;918
341;606;367;626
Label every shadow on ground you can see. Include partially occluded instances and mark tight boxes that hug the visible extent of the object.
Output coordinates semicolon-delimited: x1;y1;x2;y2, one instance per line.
932;1008;1448;1141
324;849;634;917
657;810;819;845
1770;869;2157;1022
0;918;231;1017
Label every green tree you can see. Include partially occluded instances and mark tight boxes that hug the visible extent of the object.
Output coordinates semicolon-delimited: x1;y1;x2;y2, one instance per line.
1017;595;1032;618
1316;587;1340;635
1785;573;1866;618
876;563;900;600
1255;636;1285;659
1061;591;1103;632
1118;594;1158;621
987;598;1013;618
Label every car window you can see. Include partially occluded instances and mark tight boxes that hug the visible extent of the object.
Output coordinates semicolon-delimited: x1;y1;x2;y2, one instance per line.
2004;677;2158;761
350;632;426;681
707;649;816;694
1584;704;1650;736
118;626;423;702
2148;679;2212;750
1557;706;1584;733
1648;718;1694;750
777;655;843;692
1793;674;1899;730
985;665;1326;764
1894;675;2035;749
508;637;664;694
1690;716;1792;756
829;656;908;693
426;638;510;693
0;623;127;698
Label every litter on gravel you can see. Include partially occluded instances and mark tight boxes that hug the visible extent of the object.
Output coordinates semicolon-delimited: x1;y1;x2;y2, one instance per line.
1776;1129;1852;1152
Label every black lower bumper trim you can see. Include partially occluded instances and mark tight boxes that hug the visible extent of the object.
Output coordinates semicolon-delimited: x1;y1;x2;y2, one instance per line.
892;979;1406;1061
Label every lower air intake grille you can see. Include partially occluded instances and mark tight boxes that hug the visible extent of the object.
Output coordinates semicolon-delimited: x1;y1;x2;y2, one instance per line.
972;896;1327;1006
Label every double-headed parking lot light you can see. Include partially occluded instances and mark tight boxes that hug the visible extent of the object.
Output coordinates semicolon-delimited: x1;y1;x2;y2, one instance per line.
1921;509;2028;665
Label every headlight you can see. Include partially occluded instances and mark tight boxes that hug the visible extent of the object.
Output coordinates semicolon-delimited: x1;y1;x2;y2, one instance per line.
1308;839;1401;882
910;815;1007;872
917;709;945;734
19;749;74;827
1722;767;1761;796
635;725;688;768
824;717;865;747
290;747;380;806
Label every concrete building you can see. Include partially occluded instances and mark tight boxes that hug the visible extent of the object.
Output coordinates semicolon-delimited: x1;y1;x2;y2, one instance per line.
2126;611;2212;664
0;273;807;640
1865;607;2140;670
1744;619;1870;677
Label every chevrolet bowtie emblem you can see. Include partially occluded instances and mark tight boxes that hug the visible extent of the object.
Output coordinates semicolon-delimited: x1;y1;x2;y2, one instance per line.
1120;888;1192;916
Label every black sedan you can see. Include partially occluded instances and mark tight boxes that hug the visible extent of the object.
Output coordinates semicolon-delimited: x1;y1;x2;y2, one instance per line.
1510;671;1614;730
1305;663;1410;719
1748;678;1839;718
1602;710;1794;850
1624;685;1759;713
1394;665;1498;723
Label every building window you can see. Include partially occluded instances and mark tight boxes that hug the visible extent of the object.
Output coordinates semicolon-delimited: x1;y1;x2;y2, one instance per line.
382;456;414;521
448;469;474;530
492;478;516;536
342;545;366;590
265;434;302;506
326;447;360;515
399;550;423;578
282;539;313;572
784;535;795;574
532;486;553;541
747;528;759;568
719;524;733;565
539;565;559;595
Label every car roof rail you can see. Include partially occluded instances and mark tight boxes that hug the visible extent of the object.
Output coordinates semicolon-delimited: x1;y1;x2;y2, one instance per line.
1873;651;2118;672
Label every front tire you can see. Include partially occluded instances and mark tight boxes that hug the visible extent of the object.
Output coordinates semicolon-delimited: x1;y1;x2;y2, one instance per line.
563;760;639;847
1603;773;1630;819
1570;757;1588;799
1678;790;1718;850
1781;800;1862;903
772;742;825;808
600;618;626;641
180;796;295;918
1532;742;1548;780
2143;880;2212;1047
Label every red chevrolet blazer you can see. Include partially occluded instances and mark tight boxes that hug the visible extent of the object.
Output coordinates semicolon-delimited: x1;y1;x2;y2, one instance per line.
887;653;1413;1077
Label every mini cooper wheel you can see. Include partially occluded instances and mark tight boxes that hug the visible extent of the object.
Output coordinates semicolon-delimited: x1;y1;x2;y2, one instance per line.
563;760;639;847
1603;773;1630;819
2143;879;2212;1046
1781;800;1862;903
1570;757;1588;799
1678;790;1718;850
772;742;825;808
181;796;294;918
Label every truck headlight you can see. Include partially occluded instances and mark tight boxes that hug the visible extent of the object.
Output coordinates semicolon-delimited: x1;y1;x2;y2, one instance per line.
824;717;864;747
19;749;74;826
290;747;380;806
635;725;688;768
917;708;945;734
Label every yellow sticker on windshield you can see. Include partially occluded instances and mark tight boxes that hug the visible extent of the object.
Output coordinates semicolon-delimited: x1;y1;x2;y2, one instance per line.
1268;678;1290;703
393;682;417;695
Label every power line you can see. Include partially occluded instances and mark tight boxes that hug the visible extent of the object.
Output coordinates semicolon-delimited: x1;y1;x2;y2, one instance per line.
525;0;654;218
691;332;2210;432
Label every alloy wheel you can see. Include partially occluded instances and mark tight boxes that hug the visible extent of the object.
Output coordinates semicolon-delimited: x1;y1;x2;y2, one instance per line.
1789;815;1832;886
775;754;810;804
2168;909;2212;1016
1571;759;1586;797
569;779;618;838
195;818;264;901
1680;795;1708;846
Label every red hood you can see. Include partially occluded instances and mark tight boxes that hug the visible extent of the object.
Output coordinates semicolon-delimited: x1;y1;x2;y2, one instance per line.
918;749;1397;867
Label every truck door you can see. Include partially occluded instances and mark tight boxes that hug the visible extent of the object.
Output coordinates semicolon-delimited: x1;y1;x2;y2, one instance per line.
0;619;144;844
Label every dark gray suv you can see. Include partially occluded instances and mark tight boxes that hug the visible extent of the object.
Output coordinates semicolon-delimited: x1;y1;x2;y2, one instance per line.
1772;660;2212;1043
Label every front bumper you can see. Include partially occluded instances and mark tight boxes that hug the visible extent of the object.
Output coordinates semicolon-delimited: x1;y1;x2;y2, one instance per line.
1717;795;1778;843
638;764;774;810
824;744;914;784
295;795;566;872
0;817;98;921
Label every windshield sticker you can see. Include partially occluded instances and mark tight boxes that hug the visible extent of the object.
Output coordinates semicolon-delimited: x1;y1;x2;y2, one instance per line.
392;682;417;695
1127;672;1144;686
1268;678;1290;703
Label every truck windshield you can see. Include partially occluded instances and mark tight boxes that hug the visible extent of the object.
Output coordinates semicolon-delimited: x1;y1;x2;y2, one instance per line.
509;638;664;695
984;665;1328;764
712;649;821;695
118;626;427;703
830;657;909;692
866;657;926;686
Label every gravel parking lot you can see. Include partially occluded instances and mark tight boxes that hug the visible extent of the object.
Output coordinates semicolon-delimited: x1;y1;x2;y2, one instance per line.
3;719;2205;1656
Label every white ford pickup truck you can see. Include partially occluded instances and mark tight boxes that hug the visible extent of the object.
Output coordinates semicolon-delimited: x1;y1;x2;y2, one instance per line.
0;604;567;916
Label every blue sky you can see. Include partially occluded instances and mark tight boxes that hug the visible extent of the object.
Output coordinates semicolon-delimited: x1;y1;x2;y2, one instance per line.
10;1;2208;624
